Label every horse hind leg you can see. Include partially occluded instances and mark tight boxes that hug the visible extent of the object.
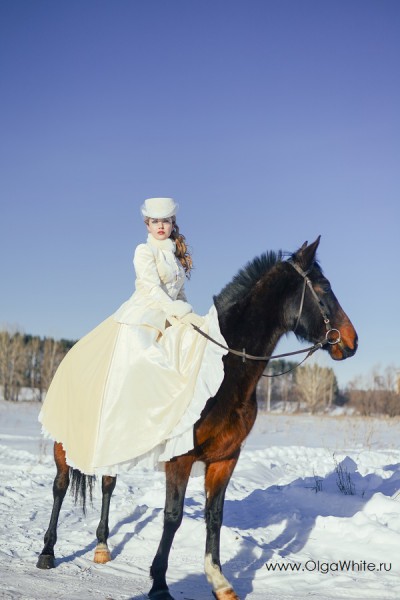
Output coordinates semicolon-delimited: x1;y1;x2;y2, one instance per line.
94;475;117;564
37;442;70;569
204;455;240;600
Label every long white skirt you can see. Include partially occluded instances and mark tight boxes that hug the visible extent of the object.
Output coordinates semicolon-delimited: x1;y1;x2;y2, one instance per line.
39;306;227;475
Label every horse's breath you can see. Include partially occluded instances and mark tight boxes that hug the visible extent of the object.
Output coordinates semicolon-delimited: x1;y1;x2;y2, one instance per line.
37;237;358;600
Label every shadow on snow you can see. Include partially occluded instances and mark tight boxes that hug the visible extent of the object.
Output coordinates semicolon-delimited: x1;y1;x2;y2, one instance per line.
173;458;400;599
53;458;400;599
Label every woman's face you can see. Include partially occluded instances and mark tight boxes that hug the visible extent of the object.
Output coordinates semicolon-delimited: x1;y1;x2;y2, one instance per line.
146;217;174;241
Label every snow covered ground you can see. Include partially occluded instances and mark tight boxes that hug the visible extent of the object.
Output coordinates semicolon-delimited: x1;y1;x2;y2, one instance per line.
1;400;399;600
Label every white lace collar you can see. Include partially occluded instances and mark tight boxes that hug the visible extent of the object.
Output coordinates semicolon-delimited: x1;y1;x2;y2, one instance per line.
147;233;176;252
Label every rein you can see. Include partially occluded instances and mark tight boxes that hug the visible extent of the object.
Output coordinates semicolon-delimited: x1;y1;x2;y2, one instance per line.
192;260;342;378
191;326;328;362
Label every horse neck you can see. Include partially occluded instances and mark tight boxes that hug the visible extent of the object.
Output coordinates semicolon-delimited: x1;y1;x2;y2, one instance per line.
220;270;289;378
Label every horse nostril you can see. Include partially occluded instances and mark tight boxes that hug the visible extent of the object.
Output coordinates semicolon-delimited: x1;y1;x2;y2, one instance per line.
341;344;357;359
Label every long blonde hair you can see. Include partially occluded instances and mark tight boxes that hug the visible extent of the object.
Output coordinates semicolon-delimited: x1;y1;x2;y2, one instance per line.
171;221;193;278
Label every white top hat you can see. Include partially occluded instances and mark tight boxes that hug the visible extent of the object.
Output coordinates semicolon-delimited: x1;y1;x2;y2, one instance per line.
141;197;179;219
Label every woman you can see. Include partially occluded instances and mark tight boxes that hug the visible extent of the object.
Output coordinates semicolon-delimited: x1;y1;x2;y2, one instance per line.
39;198;227;476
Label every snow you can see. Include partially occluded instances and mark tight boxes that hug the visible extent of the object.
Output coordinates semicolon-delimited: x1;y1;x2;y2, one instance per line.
1;400;399;599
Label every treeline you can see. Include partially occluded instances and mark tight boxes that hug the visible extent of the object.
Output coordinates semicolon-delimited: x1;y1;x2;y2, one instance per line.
1;328;399;417
257;361;400;417
345;367;400;418
0;329;75;402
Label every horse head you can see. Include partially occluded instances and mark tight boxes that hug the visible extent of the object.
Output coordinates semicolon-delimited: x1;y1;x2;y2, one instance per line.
287;236;358;361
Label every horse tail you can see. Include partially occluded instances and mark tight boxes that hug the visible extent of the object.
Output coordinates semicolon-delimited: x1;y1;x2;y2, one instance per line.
69;468;96;514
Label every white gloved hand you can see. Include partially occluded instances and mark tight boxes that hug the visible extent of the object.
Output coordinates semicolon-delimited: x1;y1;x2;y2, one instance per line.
179;312;205;328
165;300;193;318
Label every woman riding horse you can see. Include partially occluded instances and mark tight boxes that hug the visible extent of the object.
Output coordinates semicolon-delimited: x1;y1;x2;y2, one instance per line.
37;203;357;600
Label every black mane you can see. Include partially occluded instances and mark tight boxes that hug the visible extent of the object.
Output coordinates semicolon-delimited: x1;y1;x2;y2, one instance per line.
214;250;284;315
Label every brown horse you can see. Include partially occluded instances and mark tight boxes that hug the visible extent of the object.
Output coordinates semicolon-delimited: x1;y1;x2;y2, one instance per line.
37;237;357;600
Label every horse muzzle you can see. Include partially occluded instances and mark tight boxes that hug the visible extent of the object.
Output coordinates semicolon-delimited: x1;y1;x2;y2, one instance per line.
328;324;358;361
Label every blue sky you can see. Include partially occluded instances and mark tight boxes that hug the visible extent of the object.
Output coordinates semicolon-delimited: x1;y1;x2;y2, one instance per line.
1;0;399;388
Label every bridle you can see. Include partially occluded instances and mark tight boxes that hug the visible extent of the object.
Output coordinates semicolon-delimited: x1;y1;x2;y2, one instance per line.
192;260;342;377
288;260;341;346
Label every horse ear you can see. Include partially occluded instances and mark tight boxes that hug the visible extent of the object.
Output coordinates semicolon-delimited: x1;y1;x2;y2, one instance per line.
295;235;321;270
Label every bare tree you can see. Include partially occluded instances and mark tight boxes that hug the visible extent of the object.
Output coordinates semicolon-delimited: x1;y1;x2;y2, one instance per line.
25;336;43;401
40;337;64;394
256;360;298;411
0;329;25;401
279;372;296;412
347;365;400;417
295;363;337;413
0;327;75;402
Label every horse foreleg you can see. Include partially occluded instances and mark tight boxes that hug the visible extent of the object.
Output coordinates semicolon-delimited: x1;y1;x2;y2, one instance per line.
204;455;240;600
94;475;117;563
149;455;194;600
37;442;70;569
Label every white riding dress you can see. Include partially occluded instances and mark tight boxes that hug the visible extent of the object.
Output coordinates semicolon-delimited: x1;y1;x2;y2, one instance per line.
39;235;227;475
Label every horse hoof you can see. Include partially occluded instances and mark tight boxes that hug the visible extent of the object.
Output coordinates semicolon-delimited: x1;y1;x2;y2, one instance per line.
94;543;111;564
148;589;175;600
213;589;240;600
36;554;55;569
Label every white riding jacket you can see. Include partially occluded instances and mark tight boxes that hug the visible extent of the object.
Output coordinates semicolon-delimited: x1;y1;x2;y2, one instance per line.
113;234;190;332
